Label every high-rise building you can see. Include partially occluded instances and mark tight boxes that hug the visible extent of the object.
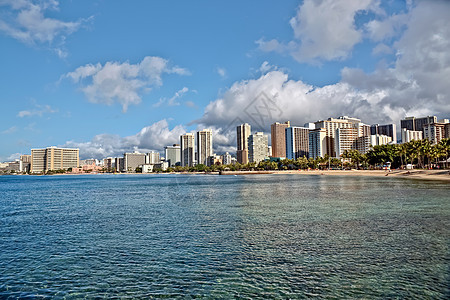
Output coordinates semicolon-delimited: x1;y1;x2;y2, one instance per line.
31;147;79;173
285;126;310;160
370;124;397;143
271;121;290;158
147;151;160;164
124;151;146;172
236;123;251;164
401;128;423;143
314;116;362;157
115;157;124;172
19;154;31;173
248;132;268;163
165;144;181;167
309;128;326;159
423;122;448;144
335;123;371;156
401;116;437;132
221;152;232;165
180;133;195;167
197;129;213;166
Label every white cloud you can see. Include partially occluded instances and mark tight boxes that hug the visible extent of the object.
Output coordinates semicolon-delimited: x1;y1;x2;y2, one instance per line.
64;56;189;112
365;12;409;42
1;126;18;134
258;0;376;63
17;103;57;117
7;152;22;161
0;0;90;55
154;87;189;107
196;0;450;150
62;119;186;159
372;43;393;55
216;67;227;78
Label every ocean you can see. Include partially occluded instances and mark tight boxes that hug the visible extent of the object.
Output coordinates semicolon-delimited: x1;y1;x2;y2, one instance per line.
1;174;449;298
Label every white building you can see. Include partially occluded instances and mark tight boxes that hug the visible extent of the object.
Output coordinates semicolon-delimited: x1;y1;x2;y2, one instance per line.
309;128;327;159
370;134;393;146
165;144;181;167
401;128;423;143
221;152;232;165
181;133;195;167
197;129;213;166
248;132;269;163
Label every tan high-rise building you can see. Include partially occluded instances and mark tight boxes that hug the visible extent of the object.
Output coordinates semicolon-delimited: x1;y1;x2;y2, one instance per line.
123;151;146;172
31;147;79;173
314;116;362;157
197;129;213;166
271;121;290;158
236;123;251;164
335;124;371;157
423;122;448;144
181;133;195;167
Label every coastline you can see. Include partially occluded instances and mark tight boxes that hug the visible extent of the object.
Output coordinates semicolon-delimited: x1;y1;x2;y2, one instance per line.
220;169;450;182
3;169;450;182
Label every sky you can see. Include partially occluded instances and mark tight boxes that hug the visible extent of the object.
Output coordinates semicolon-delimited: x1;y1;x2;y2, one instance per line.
1;0;449;161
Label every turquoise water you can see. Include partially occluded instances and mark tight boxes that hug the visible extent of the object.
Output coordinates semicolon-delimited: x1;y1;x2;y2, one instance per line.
0;174;449;298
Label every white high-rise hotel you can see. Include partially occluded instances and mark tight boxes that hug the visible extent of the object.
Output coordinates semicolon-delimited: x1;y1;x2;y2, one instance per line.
180;133;195;167
197;129;213;166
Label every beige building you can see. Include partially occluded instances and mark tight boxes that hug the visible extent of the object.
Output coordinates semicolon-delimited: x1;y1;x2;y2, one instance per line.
335;123;371;156
197;129;213;166
31;147;79;173
314;116;363;157
423;122;448;144
271;121;290;158
236;123;251;164
124;151;146;172
181;133;195;167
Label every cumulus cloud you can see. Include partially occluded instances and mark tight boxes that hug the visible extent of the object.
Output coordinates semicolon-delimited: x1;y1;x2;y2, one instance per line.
195;0;450;150
258;0;376;63
0;0;90;56
62;119;186;159
64;56;189;112
17;103;58;117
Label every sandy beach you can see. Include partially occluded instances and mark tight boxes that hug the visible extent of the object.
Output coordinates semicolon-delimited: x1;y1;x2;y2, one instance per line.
220;169;450;182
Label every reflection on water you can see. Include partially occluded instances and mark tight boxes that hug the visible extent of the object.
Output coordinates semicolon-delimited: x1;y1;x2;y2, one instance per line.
0;174;449;298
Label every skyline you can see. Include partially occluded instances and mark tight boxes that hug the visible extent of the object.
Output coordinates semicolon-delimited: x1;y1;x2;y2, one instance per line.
1;0;450;161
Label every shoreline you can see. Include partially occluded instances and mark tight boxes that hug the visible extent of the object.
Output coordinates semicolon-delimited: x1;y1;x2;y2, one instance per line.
220;169;450;182
3;169;449;182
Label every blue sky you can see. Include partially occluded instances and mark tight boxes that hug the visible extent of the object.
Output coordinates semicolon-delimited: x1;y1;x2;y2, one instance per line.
1;0;449;160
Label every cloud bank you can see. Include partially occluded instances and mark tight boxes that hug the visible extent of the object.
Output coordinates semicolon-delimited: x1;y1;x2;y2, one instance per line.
63;119;185;159
65;1;450;158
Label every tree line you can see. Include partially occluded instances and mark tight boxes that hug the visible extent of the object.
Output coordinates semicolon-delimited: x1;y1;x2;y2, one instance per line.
155;138;450;173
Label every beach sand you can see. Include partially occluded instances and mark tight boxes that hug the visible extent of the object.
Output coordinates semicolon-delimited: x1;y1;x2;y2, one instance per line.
221;169;450;182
